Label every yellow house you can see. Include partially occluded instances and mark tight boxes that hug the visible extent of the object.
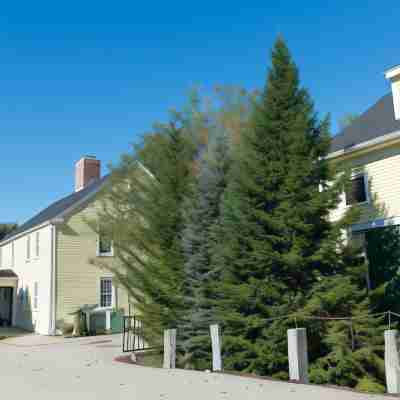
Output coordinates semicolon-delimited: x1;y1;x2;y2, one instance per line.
0;156;130;335
329;65;400;239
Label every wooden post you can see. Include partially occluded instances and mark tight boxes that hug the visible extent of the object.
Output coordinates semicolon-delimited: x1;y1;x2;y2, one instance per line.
163;329;176;369
210;324;222;371
287;328;309;383
385;330;400;394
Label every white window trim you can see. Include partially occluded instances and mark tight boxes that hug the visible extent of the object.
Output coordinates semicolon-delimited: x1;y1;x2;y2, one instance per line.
99;277;114;309
26;235;31;262
35;232;40;259
345;171;370;208
96;234;114;257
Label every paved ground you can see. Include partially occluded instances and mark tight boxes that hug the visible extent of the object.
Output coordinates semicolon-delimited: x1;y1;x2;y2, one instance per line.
0;333;392;399
0;326;30;338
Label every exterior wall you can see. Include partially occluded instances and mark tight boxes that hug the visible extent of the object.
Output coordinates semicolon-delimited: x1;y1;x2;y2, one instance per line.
330;142;400;225
0;225;53;334
55;199;130;332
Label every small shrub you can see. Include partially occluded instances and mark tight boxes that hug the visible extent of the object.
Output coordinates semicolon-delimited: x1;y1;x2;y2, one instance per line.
355;377;385;394
272;371;289;381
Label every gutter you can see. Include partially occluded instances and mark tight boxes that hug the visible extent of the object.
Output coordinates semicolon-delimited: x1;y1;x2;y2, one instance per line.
327;129;400;160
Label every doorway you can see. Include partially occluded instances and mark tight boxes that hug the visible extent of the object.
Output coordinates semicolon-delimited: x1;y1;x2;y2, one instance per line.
0;287;13;327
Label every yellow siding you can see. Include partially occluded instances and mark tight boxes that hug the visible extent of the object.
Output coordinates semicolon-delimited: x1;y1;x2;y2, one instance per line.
331;142;400;224
55;199;130;331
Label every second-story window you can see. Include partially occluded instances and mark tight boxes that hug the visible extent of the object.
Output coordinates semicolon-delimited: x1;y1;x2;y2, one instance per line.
346;174;368;206
97;228;113;257
26;235;31;261
35;232;40;258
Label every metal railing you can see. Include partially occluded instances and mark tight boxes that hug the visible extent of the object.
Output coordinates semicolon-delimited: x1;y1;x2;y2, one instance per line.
122;315;154;353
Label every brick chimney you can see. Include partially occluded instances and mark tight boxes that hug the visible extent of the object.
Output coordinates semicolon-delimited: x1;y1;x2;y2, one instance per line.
75;156;101;192
385;65;400;120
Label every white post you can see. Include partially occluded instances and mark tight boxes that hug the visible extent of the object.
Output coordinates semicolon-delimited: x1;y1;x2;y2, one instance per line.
210;324;222;371
105;310;111;332
385;330;400;394
85;311;91;333
287;328;309;383
163;329;177;369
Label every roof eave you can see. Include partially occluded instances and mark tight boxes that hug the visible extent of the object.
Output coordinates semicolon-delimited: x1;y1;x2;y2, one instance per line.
328;129;400;161
0;220;53;246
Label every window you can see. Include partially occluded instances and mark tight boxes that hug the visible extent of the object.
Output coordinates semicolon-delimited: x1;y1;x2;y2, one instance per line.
97;230;113;256
345;174;368;205
26;235;31;261
33;282;39;310
100;278;113;308
35;232;40;258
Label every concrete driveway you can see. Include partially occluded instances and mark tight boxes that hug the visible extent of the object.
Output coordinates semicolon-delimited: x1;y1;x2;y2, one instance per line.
0;326;30;338
0;334;391;399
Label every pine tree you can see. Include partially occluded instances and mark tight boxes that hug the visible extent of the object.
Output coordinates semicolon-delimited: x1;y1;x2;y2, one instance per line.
0;223;17;240
180;132;231;369
212;37;353;375
91;116;197;344
304;248;386;392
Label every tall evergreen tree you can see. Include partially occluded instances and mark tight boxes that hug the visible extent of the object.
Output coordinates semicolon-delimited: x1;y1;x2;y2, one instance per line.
212;37;355;375
0;223;17;240
180;132;231;369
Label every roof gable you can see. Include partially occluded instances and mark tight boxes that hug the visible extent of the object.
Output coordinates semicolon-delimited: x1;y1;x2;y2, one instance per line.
330;93;400;154
2;175;110;243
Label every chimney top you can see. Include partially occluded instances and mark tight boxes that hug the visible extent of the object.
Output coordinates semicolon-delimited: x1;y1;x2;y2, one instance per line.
385;65;400;121
75;156;101;192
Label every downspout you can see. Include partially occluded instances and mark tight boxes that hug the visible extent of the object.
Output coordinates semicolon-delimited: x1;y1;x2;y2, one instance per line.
49;224;57;335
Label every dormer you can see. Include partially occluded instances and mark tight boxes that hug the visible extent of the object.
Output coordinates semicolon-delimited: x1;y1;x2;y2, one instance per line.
385;65;400;120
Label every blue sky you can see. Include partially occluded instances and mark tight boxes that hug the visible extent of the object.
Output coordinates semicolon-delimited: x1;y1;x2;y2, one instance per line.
1;1;399;223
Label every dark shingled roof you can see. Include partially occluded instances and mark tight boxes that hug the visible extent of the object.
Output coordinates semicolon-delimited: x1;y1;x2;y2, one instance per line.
3;175;110;242
0;269;18;278
330;93;400;153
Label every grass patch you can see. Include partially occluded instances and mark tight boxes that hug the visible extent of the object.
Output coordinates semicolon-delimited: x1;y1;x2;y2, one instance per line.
136;350;163;368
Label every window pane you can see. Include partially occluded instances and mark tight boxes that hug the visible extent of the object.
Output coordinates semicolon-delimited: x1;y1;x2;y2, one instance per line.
99;234;112;254
346;176;367;205
100;278;112;307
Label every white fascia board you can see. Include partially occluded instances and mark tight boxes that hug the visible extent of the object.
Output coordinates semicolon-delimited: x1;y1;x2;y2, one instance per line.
327;130;400;160
385;65;400;80
137;161;156;180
